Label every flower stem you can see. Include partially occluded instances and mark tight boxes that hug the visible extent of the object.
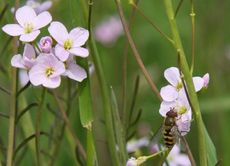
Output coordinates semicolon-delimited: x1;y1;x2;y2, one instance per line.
163;0;206;165
6;1;19;165
114;0;162;101
190;0;195;74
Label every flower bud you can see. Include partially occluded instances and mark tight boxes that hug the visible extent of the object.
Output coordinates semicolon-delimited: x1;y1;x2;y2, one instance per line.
39;36;53;53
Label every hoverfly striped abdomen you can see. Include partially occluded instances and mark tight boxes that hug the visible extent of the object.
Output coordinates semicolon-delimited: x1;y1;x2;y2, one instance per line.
163;108;178;149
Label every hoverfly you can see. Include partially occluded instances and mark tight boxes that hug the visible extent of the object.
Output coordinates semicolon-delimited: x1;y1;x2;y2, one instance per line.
163;108;178;149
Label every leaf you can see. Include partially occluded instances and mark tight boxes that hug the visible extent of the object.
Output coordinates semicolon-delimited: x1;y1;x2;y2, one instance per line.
203;123;218;165
78;59;93;130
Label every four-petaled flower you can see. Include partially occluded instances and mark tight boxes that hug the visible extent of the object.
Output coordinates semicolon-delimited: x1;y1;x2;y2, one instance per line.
2;6;52;42
29;54;65;88
48;21;89;61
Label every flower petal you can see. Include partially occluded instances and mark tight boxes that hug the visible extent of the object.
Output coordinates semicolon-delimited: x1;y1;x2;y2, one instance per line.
29;64;46;86
69;47;89;57
193;76;204;92
164;67;181;86
11;54;26;69
2;24;24;36
43;76;61;89
33;11;52;30
159;101;176;117
35;1;52;14
19;70;30;87
65;63;87;82
55;44;70;61
203;73;210;88
16;6;36;26
69;27;89;47
23;44;36;59
19;30;40;42
48;21;68;45
160;85;178;102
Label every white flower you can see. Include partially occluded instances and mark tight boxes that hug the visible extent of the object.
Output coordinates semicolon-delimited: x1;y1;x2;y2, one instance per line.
94;16;123;45
160;67;204;102
126;137;150;153
62;55;87;82
126;157;137;166
48;21;89;61
2;6;52;42
26;0;52;14
164;144;191;166
29;54;65;88
11;44;36;69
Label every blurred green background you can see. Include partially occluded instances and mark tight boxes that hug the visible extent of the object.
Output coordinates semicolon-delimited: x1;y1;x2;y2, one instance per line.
0;0;230;165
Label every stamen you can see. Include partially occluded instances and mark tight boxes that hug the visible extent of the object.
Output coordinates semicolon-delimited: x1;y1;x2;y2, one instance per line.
45;67;54;77
24;23;34;33
63;39;73;50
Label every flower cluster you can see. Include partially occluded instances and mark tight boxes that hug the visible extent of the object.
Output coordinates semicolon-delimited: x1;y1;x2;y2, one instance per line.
159;67;209;135
2;6;89;88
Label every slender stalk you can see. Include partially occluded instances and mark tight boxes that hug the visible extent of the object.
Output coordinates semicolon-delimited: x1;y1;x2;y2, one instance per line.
86;0;121;165
6;1;19;165
130;2;174;44
0;84;10;95
35;88;46;166
190;0;195;74
114;0;162;101
52;90;86;160
163;0;206;165
181;137;196;166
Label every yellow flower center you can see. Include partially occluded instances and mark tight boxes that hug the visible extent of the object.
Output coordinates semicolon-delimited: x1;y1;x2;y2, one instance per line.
178;106;187;115
45;67;54;77
176;82;183;91
24;23;34;33
63;39;73;50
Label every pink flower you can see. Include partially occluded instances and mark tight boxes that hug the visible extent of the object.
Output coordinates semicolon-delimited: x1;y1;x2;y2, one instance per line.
126;157;137;166
94;16;123;45
164;144;191;166
26;0;52;14
2;6;52;42
11;44;36;69
126;137;149;153
48;21;89;61
62;56;87;82
39;36;53;53
160;67;204;102
29;54;65;88
202;73;210;88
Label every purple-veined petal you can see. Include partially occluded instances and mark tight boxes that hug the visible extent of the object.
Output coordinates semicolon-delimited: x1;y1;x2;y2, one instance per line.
29;64;46;86
2;24;24;36
42;76;61;89
48;21;68;45
159;101;176;117
55;44;70;61
33;11;52;30
19;30;40;42
69;47;89;57
160;85;178;102
11;54;26;69
193;76;204;92
164;67;181;87
65;63;87;82
16;6;36;26
69;27;89;47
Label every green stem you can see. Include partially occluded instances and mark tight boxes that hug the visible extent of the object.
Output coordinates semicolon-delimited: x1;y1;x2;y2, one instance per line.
86;131;98;166
163;0;206;165
190;0;195;74
86;0;121;165
6;1;20;165
35;88;46;166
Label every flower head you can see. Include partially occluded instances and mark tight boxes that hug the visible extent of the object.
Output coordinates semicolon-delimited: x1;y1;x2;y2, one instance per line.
2;6;52;42
94;16;123;45
29;54;65;88
126;137;150;153
26;0;52;14
126;157;137;166
39;36;53;53
164;144;191;166
160;67;204;102
48;21;89;61
11;44;36;69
